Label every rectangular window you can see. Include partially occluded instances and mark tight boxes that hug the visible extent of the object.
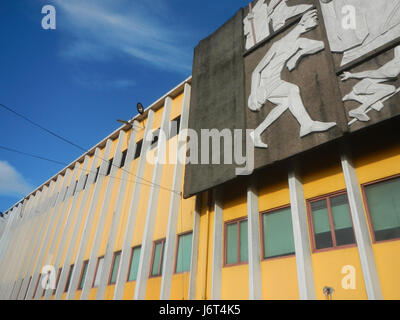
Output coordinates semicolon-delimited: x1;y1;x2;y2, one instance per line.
64;264;74;292
52;268;62;295
78;260;89;290
109;251;121;285
308;192;356;251
150;239;165;277
82;174;89;190
363;176;400;242
72;180;78;196
175;232;193;274
106;158;113;176
262;206;295;259
224;218;248;266
128;246;141;282
92;256;104;288
169;116;181;138
150;129;160;149
120;150;128;168
134;140;143;159
94;167;100;183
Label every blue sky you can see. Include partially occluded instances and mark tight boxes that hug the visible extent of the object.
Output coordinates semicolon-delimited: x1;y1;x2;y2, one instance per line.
0;0;249;212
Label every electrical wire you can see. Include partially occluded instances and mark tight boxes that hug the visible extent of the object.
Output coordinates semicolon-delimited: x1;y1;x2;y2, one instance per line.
0;102;181;195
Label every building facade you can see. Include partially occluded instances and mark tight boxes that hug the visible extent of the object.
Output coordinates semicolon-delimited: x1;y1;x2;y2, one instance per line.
0;0;400;300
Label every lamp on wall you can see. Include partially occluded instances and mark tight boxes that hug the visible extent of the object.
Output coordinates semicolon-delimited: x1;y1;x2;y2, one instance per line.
137;102;144;115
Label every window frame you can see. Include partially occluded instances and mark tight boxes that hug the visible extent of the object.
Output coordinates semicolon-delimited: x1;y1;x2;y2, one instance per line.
78;260;89;291
127;246;141;282
306;190;357;253
260;205;296;261
362;173;400;244
64;264;74;292
108;251;122;285
223;217;249;267
92;256;105;288
149;238;166;278
174;231;193;274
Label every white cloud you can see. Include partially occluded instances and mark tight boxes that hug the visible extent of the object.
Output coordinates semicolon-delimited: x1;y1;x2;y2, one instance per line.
54;0;193;74
0;161;33;197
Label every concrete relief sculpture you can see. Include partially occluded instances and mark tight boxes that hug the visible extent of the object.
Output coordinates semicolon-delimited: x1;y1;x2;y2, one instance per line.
320;0;400;66
341;46;400;124
248;10;337;149
244;0;313;50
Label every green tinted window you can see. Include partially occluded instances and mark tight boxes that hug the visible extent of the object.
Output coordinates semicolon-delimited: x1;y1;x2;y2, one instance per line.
109;252;121;284
263;207;295;258
151;240;165;277
175;233;193;273
128;247;141;282
365;177;400;241
239;221;248;262
330;194;355;246
311;200;333;249
79;261;88;290
226;223;238;265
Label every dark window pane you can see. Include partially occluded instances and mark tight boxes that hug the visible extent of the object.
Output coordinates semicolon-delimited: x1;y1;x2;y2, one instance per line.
79;261;89;290
106;158;113;176
311;200;333;249
94;167;100;183
120;150;128;168
134;140;143;159
128;247;141;281
263;207;295;258
226;223;238;265
169;116;181;138
176;233;193;273
330;194;355;246
83;174;89;190
109;252;121;284
151;129;160;149
365;177;400;241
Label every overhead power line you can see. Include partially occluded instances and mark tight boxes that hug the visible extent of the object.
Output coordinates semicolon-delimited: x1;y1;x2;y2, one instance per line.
0;101;176;194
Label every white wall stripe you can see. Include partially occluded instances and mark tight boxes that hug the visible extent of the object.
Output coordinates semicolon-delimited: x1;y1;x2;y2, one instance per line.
247;177;262;300
188;196;201;300
134;97;172;300
211;189;223;300
113;111;155;300
340;152;382;300
160;84;192;300
288;168;316;300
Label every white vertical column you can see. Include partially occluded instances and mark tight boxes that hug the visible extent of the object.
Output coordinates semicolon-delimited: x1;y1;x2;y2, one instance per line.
247;177;262;300
54;153;98;300
211;189;223;300
66;141;113;300
340;152;382;300
134;97;172;300
96;124;139;300
113;112;155;300
80;131;126;300
188;196;201;300
45;158;89;300
160;84;191;300
288;168;316;300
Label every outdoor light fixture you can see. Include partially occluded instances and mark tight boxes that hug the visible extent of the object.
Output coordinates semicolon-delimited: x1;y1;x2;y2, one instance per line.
137;102;144;115
323;286;335;300
0;211;3;217
117;119;132;127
